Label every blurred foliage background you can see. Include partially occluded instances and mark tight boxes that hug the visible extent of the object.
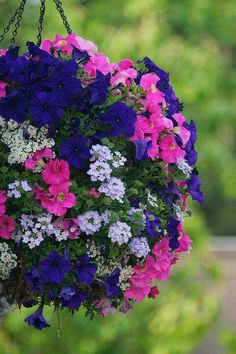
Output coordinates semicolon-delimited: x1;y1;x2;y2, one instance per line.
0;0;235;353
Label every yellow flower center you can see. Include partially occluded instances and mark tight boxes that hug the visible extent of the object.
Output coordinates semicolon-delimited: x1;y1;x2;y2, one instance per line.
170;143;176;150
57;192;65;201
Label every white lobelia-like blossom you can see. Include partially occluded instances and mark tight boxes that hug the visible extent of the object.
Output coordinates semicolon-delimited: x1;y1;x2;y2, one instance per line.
0;118;55;165
0;243;17;280
176;157;193;178
108;222;132;245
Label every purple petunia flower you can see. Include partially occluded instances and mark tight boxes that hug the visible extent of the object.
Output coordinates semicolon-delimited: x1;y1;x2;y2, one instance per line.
60;135;90;169
29;92;64;127
166;217;180;250
74;254;97;285
100;102;137;137
0;88;28;123
39;251;72;284
145;211;161;239
25;305;50;330
89;71;110;105
105;268;120;298
59;286;86;310
133;139;152;160
25;266;44;293
186;174;204;204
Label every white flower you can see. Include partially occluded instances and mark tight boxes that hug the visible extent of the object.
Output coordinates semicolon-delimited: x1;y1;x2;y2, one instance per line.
129;237;150;258
177;157;193;178
112;151;127;168
0;243;17;280
99;177;125;203
108;222;132;245
87;161;112;182
90;144;113;162
79;211;102;235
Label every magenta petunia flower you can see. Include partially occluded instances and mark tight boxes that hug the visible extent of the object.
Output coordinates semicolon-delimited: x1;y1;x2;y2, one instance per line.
0;214;16;239
42;159;70;185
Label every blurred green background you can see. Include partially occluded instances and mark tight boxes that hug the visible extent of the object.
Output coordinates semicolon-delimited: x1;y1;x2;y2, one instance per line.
0;0;235;353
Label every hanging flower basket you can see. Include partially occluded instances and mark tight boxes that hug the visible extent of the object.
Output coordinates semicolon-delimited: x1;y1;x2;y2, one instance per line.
0;3;203;330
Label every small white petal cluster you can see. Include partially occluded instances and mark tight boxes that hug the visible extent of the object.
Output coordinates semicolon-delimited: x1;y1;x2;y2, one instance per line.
177;157;193;178
147;191;158;207
15;214;69;248
0;118;54;165
129;237;150;258
108;222;132;245
174;204;184;222
119;265;133;291
112;151;127;168
128;207;146;227
79;211;102;235
0;243;17;280
99;177;125;203
90;144;113;162
100;210;112;225
7;180;32;199
88;145;126;203
87;161;112;182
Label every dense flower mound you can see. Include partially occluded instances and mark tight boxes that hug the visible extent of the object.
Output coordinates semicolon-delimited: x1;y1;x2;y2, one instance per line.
0;33;203;329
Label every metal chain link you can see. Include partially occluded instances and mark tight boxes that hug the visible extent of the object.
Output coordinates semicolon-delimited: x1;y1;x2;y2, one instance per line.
0;0;72;47
10;0;27;46
0;0;27;44
37;0;46;46
53;0;72;34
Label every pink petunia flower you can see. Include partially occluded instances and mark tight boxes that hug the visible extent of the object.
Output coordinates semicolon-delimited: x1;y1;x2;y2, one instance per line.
160;135;185;163
118;58;133;70
110;68;137;87
84;52;112;77
124;284;151;302
0;82;7;99
172;113;191;146
24;148;53;170
140;73;160;92
61;218;80;240
95;298;116;316
0;49;8;57
42;159;70;185
86;188;101;199
0;215;16;240
41;182;76;217
148;286;160;299
176;224;192;253
144;90;166;113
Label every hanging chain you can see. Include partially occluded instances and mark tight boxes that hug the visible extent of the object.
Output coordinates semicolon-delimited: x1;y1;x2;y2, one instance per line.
53;0;72;35
0;0;72;47
37;0;46;46
0;0;27;44
10;0;27;46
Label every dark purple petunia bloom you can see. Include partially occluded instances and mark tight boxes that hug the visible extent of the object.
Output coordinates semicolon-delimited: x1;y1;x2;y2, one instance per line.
29;92;64;127
25;306;50;330
60;135;90;169
25;266;44;293
59;286;86;310
186;174;204;204
0;88;28;123
74;254;97;285
166;217;180;250
39;251;72;284
89;71;110;105
145;211;162;239
184;120;198;165
133;139;152;160
105;268;120;298
159;181;180;207
100;102;137;137
72;47;90;64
